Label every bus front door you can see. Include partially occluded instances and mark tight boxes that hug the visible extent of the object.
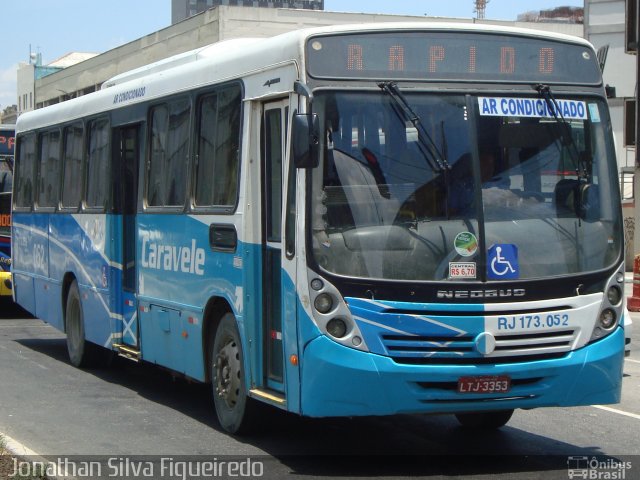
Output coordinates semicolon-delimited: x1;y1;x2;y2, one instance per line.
261;101;289;394
115;125;140;354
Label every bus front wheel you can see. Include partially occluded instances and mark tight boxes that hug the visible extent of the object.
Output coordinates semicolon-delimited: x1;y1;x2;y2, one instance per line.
454;409;514;429
210;312;256;434
65;281;100;368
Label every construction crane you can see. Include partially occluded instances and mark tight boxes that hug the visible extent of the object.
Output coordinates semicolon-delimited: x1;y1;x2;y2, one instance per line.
474;0;489;19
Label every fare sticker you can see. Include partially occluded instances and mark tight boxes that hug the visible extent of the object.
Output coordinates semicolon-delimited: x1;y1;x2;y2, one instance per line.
449;262;477;279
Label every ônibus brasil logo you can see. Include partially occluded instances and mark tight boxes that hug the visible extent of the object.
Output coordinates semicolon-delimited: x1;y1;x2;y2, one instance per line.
567;456;632;479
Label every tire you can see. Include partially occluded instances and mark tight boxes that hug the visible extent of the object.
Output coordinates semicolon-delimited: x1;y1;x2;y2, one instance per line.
210;312;257;434
455;409;514;429
65;281;101;368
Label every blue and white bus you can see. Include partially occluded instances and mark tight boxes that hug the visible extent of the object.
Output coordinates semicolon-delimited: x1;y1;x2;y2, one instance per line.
12;23;626;433
0;124;14;297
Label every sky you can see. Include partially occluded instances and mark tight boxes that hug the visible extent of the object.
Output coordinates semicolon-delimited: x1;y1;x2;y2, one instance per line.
1;0;584;112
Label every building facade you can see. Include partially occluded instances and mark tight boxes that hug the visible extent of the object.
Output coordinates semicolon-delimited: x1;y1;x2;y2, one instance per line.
16;5;582;116
16;52;97;117
584;0;637;268
171;0;324;24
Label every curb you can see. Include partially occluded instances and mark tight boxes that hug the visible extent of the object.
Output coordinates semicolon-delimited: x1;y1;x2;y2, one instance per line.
1;432;70;480
3;432;41;457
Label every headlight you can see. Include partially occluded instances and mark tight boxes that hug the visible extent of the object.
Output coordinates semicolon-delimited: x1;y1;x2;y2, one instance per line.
606;286;622;306
326;318;348;338
314;293;333;314
590;265;625;345
306;270;369;352
599;308;617;330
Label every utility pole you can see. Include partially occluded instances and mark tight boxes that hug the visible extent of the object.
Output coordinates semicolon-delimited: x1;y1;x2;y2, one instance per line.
474;0;489;20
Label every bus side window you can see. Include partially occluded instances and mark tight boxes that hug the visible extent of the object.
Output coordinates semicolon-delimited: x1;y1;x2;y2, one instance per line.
86;118;110;210
166;99;190;206
61;123;84;210
147;98;191;207
37;130;61;209
15;135;36;209
194;84;242;209
148;104;168;207
0;164;12;194
195;94;217;206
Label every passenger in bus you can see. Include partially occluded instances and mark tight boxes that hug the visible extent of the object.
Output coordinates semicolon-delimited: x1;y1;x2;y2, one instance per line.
448;159;475;215
479;149;507;189
481;149;525;205
448;149;505;214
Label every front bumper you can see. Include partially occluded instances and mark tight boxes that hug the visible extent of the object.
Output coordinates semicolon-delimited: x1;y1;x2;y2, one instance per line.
300;327;624;417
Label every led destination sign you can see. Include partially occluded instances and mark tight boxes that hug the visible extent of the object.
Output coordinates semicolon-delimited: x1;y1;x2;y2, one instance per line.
306;32;601;84
0;129;14;157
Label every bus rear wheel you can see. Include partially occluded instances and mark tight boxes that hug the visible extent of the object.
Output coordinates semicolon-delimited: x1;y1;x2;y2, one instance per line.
65;281;100;368
210;312;256;434
454;409;514;429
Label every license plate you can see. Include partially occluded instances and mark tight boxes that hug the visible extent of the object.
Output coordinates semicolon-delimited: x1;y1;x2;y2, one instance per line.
457;375;511;394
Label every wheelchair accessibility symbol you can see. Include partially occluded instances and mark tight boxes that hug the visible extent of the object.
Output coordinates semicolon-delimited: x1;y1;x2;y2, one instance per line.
487;244;519;280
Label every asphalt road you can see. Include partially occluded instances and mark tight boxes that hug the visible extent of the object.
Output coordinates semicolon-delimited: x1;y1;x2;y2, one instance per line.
0;296;639;480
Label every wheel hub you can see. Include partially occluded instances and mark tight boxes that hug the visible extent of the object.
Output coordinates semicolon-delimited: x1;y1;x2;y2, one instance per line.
214;340;240;408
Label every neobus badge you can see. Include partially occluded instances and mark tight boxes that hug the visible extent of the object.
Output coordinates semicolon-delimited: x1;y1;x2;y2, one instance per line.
140;235;205;276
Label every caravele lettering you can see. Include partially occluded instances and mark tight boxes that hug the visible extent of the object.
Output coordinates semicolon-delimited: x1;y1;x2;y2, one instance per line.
113;87;146;104
437;289;526;299
141;236;205;276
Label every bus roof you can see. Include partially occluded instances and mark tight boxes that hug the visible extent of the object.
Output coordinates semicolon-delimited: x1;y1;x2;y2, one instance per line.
16;22;594;134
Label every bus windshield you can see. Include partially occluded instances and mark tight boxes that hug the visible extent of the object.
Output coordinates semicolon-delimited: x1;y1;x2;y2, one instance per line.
310;91;622;282
0;158;12;194
0;158;11;238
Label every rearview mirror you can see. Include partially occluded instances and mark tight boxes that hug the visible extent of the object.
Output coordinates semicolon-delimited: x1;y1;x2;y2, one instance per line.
292;113;319;168
577;183;600;221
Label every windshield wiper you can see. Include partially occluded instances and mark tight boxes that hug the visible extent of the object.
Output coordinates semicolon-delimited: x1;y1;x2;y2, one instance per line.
377;81;450;172
534;84;588;181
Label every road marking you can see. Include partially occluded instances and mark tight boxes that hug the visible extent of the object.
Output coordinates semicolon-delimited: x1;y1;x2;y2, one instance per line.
1;431;41;456
0;343;51;371
1;431;75;480
592;405;640;420
625;358;640;364
0;324;52;328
